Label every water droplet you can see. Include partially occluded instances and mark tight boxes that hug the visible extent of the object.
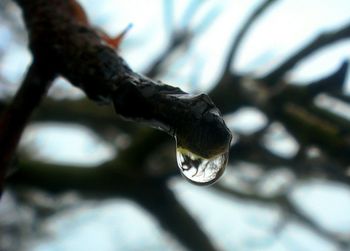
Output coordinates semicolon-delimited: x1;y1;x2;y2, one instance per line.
176;147;228;185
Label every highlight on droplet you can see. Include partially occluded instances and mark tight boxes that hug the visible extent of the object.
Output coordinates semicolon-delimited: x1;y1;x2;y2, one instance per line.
176;147;228;185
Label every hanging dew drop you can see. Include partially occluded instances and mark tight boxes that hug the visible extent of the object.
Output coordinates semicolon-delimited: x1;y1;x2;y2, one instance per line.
170;93;232;185
176;147;228;185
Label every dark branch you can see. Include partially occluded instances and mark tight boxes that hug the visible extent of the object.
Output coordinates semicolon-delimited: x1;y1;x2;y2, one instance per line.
224;0;279;74
9;160;219;251
213;184;350;248
0;63;55;194
307;60;348;96
32;98;140;135
134;182;220;251
145;30;191;78
261;22;350;85
15;0;231;160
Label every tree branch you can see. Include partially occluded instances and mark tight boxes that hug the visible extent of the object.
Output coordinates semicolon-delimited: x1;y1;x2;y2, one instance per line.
134;182;220;251
224;0;279;74
213;184;350;248
14;0;231;160
9;159;219;251
261;22;350;85
145;30;191;78
32;98;140;135
306;60;348;96
0;63;55;194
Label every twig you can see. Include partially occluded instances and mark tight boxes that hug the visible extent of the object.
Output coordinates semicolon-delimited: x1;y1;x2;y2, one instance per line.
261;22;350;86
32;98;140;135
213;184;350;248
224;0;279;74
307;60;348;96
9;159;132;194
9;160;219;251
134;182;220;251
145;30;191;78
0;63;55;194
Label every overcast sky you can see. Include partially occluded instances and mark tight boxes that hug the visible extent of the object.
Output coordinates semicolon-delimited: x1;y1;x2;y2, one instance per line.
2;1;350;250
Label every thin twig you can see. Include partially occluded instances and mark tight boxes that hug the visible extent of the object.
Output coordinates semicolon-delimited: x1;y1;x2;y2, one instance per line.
224;0;279;74
261;22;350;86
10;159;220;251
213;184;350;248
0;63;55;194
134;182;220;251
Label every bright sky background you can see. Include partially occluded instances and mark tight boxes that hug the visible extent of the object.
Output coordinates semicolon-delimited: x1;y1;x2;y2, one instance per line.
2;1;350;250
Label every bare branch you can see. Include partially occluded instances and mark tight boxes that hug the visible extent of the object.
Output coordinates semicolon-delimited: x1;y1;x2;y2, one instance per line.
0;63;55;194
307;60;348;96
135;183;220;251
145;30;191;78
33;98;140;135
14;0;231;160
9;160;219;251
224;0;279;74
213;184;350;248
146;0;219;78
261;22;350;86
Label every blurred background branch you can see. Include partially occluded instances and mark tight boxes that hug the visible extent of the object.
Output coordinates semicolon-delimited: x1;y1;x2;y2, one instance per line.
1;0;350;251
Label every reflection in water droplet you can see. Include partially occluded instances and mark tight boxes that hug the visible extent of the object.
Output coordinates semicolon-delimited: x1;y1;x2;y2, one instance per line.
176;147;228;185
